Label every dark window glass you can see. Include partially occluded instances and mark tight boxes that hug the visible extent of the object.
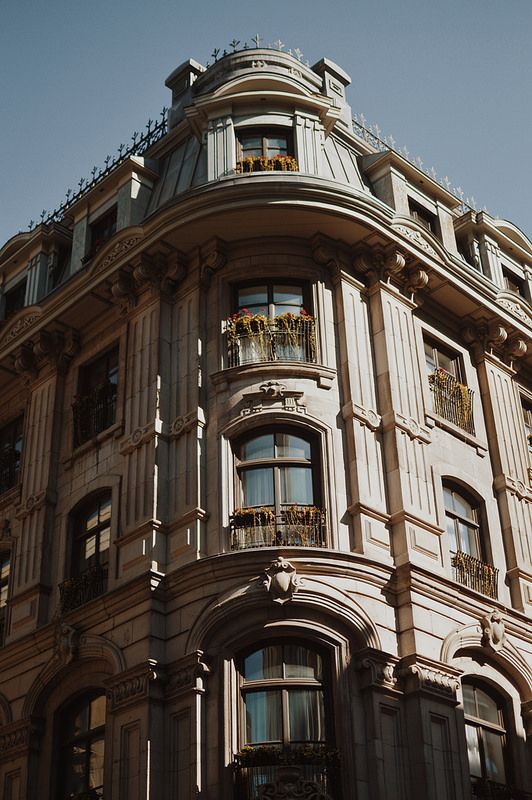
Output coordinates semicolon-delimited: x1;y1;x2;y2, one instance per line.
463;682;507;786
73;347;118;447
4;280;26;320
73;496;111;577
409;199;438;235
0;417;23;494
59;693;106;799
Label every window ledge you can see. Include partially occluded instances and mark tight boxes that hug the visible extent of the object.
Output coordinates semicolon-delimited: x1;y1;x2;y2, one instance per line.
425;411;488;457
211;362;336;391
64;419;124;469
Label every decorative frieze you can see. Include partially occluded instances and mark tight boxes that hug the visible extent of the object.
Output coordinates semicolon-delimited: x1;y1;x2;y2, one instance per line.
398;656;461;700
165;651;211;699
0;311;41;349
106;660;163;711
0;719;39;760
91;235;142;275
395;224;438;257
242;381;306;416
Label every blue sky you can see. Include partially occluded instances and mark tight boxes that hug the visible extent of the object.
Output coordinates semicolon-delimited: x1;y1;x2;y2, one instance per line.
1;0;530;244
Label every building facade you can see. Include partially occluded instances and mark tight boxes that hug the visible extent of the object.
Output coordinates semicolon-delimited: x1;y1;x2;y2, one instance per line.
0;46;530;800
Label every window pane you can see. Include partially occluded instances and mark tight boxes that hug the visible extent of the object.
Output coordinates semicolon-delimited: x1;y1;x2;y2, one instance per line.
484;730;506;782
273;286;303;307
266;136;288;156
288;689;325;742
86;507;99;531
242;434;275;461
475;688;500;725
452;492;475;521
64;744;87;794
245;690;282;744
284;646;322;679
424;342;437;373
462;684;476;717
241;467;274;507
465;725;482;778
89;736;105;789
280;466;313;505
99;498;111;524
446;517;458;552
90;696;106;729
238;286;268;315
276;434;311;459
458;522;480;558
99;527;111;554
244;646;283;680
84;534;97;562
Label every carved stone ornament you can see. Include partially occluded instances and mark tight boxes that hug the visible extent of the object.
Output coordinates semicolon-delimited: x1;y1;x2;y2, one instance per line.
257;767;332;799
480;610;506;652
395;224;438;257
53;622;79;664
0;312;40;348
0;720;37;757
106;660;163;711
91;235;142;275
242;382;305;417
399;657;460;700
263;557;301;604
165;650;211;699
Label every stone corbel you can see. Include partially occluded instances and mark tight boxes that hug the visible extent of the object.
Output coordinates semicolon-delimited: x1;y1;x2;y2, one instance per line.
169;409;206;440
165;651;211;699
398;655;461;701
311;234;351;276
199;237;227;288
106;660;165;711
162;250;187;294
132;252;167;290
462;319;529;369
355;648;400;692
110;268;136;313
119;421;158;455
342;400;381;431
0;718;42;760
13;343;38;384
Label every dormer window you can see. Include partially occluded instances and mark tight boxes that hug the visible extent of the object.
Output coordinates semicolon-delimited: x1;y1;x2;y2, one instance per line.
3;279;27;320
502;266;526;297
409;199;438;236
236;129;297;173
83;206;117;263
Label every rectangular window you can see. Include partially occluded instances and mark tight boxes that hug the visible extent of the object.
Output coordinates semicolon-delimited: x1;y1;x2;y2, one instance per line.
521;398;532;451
83;206;117;263
3;280;27;320
409;199;438;236
235;129;297;173
0;417;23;494
502;267;525;297
73;347;119;447
424;338;474;435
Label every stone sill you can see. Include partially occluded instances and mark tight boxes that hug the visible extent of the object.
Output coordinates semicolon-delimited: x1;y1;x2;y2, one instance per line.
425;411;488;457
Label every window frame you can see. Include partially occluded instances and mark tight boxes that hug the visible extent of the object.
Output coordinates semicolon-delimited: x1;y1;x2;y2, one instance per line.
73;345;119;448
234;427;321;516
443;483;482;560
520;395;532;452
462;681;510;789
232;280;311;320
0;415;23;496
408;198;439;237
3;278;27;321
424;337;464;383
55;690;106;800
236;128;294;161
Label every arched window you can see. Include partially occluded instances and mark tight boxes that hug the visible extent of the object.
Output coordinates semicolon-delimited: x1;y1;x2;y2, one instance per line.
235;642;336;799
57;692;106;799
231;429;326;548
443;484;497;598
59;495;111;613
462;682;508;791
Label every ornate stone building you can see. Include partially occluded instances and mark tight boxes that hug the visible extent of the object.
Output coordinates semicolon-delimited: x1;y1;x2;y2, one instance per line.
0;45;530;800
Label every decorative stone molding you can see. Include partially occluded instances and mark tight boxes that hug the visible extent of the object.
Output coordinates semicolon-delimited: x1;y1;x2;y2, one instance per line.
199;237;227;287
398;656;461;700
0;519;11;541
165;651;211;699
263;557;301;604
15;489;55;520
395;224;437;257
255;770;332;799
120;421;157;455
462;320;528;367
91;235;142;275
242;381;305;416
480;610;506;652
353;244;428;299
169;409;206;440
106;660;163;711
0;311;41;349
342;400;381;431
13;342;38;383
381;410;432;443
0;719;39;759
493;474;532;502
110;268;136;313
496;294;532;326
53;622;79;664
311;234;352;275
355;649;400;692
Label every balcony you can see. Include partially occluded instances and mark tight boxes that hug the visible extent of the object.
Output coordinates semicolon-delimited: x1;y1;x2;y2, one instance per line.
472;779;532;799
428;369;475;435
226;313;316;368
72;382;117;447
59;565;108;613
234;746;338;800
451;551;498;599
0;447;20;494
230;506;327;550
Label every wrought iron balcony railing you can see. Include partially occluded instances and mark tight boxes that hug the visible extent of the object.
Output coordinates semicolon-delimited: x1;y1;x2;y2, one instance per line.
451;551;498;599
72;382;117;447
230;507;327;550
234;745;338;800
428;369;475;435
59;565;108;613
0;447;20;494
472;779;532;799
226;315;317;368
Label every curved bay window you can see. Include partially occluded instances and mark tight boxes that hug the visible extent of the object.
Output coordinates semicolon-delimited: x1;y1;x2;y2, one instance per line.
227;283;316;367
58;692;106;800
235;643;337;800
59;495;111;613
463;682;509;796
444;485;497;599
231;430;326;549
